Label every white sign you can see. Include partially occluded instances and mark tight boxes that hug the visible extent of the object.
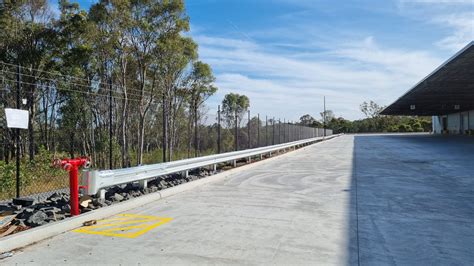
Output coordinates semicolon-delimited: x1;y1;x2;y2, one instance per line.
5;108;29;129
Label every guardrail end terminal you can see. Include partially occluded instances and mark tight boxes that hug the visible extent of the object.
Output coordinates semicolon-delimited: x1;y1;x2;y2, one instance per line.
139;179;148;189
99;189;106;200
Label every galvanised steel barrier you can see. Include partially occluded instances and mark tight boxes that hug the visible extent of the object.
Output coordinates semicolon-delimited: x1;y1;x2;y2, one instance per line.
82;133;339;198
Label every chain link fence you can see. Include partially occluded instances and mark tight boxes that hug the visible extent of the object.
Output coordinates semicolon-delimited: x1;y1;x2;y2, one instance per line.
0;64;332;201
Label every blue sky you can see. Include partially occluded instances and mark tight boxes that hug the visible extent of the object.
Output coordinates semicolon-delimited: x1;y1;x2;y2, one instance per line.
56;0;473;121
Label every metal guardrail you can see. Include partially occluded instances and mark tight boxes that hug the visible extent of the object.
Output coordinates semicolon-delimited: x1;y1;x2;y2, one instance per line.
82;134;339;197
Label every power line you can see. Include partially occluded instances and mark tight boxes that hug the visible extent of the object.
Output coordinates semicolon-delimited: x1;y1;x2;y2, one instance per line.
0;66;154;98
0;61;145;93
1;77;157;104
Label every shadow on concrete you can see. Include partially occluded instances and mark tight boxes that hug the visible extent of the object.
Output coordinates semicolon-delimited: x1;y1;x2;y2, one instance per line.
348;134;474;265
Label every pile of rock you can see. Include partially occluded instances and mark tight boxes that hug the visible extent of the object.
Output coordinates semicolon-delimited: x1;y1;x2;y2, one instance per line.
1;168;219;234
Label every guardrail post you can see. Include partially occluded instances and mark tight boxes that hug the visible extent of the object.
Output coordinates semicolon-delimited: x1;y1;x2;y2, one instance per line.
99;189;106;200
139;179;148;189
213;164;217;172
248;156;251;163
233;160;237;167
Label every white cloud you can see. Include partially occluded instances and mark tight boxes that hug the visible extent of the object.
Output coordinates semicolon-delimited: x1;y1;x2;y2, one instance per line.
434;13;474;51
196;34;443;121
397;0;474;51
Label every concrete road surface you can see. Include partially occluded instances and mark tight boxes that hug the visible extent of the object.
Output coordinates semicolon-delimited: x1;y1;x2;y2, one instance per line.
3;134;474;265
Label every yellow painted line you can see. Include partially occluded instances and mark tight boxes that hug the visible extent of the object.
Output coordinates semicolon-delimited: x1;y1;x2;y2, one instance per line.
73;213;172;238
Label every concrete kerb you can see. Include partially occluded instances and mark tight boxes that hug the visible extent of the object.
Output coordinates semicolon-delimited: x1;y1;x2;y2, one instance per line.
0;135;341;253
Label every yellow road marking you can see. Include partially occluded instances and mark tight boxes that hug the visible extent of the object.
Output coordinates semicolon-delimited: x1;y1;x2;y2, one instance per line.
73;213;172;238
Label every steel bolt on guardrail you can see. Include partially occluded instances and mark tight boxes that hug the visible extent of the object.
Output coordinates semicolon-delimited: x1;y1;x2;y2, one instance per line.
81;134;339;199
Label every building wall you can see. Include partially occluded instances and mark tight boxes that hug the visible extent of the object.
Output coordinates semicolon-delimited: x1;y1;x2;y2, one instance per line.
432;116;442;134
432;110;474;134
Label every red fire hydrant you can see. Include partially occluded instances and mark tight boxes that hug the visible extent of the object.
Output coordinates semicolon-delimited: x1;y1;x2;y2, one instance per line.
53;157;91;216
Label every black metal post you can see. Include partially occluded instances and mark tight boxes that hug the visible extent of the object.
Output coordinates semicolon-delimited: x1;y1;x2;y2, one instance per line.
265;116;268;146
278;119;281;144
217;105;221;154
323;96;327;137
247;110;251;149
289;121;292;142
272;117;275;145
15;65;20;198
283;119;286;143
235;110;238;151
109;78;113;169
162;93;167;162
257;114;260;147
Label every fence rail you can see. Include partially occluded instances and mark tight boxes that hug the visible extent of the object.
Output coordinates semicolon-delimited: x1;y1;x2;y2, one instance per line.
83;133;338;197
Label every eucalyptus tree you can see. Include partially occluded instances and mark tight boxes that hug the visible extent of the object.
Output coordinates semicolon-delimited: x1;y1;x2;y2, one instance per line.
88;0;134;167
188;61;216;156
154;35;197;161
0;0;57;160
221;93;250;128
127;0;189;165
54;0;97;158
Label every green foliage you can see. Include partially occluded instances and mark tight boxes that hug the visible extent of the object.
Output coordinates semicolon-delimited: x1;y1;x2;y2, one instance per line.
0;146;67;200
322;114;432;134
222;93;250;128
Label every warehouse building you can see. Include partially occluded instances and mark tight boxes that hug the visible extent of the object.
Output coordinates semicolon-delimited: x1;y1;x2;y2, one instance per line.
381;41;474;134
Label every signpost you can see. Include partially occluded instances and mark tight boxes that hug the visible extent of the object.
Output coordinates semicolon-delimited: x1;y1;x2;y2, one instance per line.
5;108;29;198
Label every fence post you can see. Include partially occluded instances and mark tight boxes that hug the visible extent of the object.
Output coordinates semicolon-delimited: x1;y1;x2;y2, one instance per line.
15;64;20;198
279;119;282;144
257;113;260;147
235;110;238;151
283;119;286;143
266;116;268;146
289;122;294;141
248;110;251;149
162;92;167;162
272;117;275;145
217;105;221;154
108;78;113;170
